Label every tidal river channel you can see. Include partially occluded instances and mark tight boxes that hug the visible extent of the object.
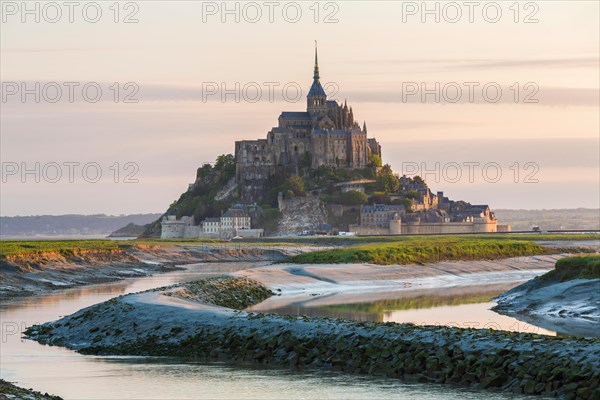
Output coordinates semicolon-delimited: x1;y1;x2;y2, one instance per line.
1;262;539;399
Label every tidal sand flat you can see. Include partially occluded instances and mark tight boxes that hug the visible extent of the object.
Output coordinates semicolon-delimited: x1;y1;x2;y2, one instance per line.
26;276;600;398
235;253;565;310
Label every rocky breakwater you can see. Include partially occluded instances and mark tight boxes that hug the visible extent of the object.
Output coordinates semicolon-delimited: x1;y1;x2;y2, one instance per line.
0;379;62;400
26;277;600;399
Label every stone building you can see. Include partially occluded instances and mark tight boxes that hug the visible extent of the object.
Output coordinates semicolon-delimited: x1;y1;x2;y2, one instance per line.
202;217;221;236
220;208;251;238
161;208;262;239
160;215;200;239
235;45;381;202
350;201;504;235
360;204;404;229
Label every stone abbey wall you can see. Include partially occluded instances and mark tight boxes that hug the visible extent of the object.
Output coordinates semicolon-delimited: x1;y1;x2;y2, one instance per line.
349;220;498;235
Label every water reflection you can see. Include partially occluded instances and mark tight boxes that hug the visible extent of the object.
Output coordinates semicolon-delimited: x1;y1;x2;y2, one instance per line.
1;262;263;315
384;302;554;335
265;288;556;336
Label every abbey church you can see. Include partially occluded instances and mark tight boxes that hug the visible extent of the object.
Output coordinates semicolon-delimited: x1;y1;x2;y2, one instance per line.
235;46;381;201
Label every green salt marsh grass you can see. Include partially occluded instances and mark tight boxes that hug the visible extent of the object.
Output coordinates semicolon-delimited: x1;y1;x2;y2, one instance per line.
540;254;600;282
285;237;549;265
1;232;596;259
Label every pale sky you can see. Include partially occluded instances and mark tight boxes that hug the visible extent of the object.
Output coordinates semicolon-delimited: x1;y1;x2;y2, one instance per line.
1;1;599;216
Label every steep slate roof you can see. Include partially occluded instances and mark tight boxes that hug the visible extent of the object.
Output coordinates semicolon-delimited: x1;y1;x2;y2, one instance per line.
308;80;327;97
312;129;364;135
222;209;248;218
280;111;311;119
362;204;404;213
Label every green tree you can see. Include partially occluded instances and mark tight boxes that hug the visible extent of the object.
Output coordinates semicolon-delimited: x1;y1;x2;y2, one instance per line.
404;190;420;200
196;163;213;179
413;175;425;185
193;202;207;223
284;175;305;196
215;154;234;170
392;198;413;212
368;153;382;168
376;164;399;193
214;154;235;181
368;193;390;204
340;190;368;205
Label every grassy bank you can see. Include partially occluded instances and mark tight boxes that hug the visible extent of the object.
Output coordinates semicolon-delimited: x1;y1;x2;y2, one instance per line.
0;239;122;257
540;255;600;282
285;237;549;265
0;238;226;258
2;232;596;258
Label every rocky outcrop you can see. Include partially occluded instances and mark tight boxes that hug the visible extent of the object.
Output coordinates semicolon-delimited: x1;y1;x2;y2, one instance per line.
164;276;273;309
277;196;328;235
215;177;238;201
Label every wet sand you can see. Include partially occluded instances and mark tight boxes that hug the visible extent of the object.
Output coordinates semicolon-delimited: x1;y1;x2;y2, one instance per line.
234;254;565;310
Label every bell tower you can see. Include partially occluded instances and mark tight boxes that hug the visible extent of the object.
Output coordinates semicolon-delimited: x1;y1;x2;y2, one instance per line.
307;41;328;114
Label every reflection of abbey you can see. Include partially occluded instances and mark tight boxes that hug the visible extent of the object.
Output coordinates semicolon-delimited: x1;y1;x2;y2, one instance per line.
235;45;381;202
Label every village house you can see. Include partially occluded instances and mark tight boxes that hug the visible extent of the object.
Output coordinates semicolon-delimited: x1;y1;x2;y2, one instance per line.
161;208;263;239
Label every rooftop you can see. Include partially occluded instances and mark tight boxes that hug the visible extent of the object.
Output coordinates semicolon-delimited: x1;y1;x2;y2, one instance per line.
312;129;364;135
223;209;249;218
280;111;311;119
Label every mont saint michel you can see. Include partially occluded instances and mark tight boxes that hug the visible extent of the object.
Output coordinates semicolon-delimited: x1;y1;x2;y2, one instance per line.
160;46;507;239
3;3;599;398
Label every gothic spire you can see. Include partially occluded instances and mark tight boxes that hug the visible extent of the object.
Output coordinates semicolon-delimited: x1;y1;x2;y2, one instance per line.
307;40;327;103
363;121;367;134
313;40;319;80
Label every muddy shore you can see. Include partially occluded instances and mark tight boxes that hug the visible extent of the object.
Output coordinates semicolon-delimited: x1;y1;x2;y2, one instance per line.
26;276;600;399
0;244;291;300
2;238;595;301
235;254;564;310
0;379;62;400
493;277;600;337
